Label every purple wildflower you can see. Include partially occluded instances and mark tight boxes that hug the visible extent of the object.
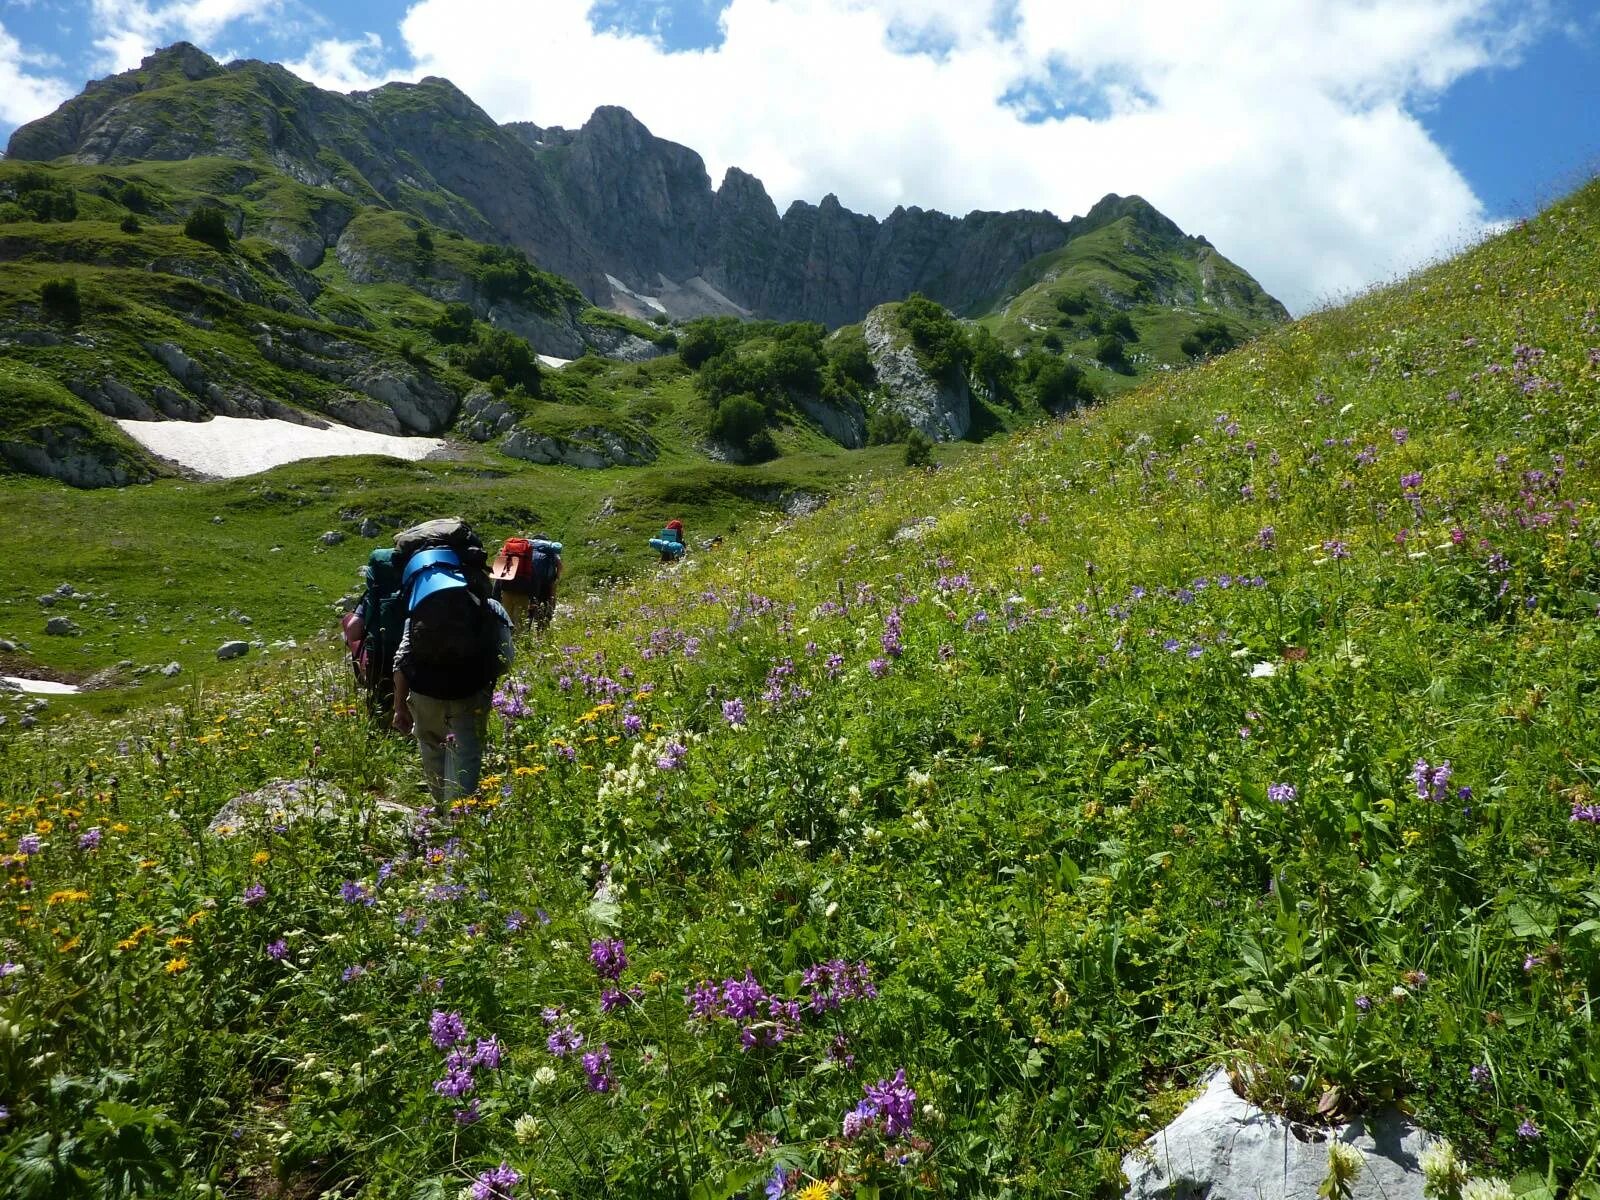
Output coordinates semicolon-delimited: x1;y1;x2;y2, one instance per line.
1470;1064;1491;1086
341;963;366;982
472;1162;521;1200
655;741;688;771
429;1009;468;1049
590;937;628;980
1355;995;1372;1014
722;698;747;726
16;835;40;857
339;879;373;906
686;980;719;1019
1322;539;1349;560
868;657;891;678
241;882;267;907
505;909;526;932
266;939;289;960
622;713;643;736
1400;471;1423;494
582;1043;615;1092
1517;1119;1540;1140
1267;783;1297;804
77;827;102;851
546;1024;584;1057
764;1166;788;1200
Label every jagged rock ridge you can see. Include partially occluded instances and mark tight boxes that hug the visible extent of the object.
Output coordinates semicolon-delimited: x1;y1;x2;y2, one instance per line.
8;44;1286;328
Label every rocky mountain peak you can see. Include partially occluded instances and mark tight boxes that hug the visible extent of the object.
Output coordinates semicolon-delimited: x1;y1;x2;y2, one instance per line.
4;47;1286;328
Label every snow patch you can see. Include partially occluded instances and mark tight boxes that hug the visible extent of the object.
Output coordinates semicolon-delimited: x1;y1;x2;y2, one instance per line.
4;676;81;695
537;354;573;369
115;416;446;478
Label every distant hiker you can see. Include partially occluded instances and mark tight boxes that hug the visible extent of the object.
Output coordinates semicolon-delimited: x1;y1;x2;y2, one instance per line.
490;534;563;631
388;518;514;802
650;519;687;561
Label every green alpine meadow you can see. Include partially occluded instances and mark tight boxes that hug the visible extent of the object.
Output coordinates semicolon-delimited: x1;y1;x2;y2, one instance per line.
4;136;1600;1200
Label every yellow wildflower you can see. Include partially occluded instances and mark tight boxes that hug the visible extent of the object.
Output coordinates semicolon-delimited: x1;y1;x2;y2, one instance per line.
112;823;130;834
252;851;270;866
139;859;158;869
47;889;90;906
797;1183;832;1200
58;935;81;954
165;957;189;974
168;934;192;949
34;819;53;834
185;910;209;927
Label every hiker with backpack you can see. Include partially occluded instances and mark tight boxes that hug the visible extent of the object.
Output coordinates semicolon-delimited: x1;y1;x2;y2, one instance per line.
649;519;687;561
490;534;562;631
387;519;515;802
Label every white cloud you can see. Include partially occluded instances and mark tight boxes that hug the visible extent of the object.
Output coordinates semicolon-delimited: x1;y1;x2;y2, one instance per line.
283;31;400;92
0;19;71;127
88;0;283;72
389;0;1548;312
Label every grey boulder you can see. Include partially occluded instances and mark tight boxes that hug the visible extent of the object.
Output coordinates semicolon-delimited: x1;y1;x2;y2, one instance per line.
216;640;250;661
45;616;80;636
1123;1070;1436;1200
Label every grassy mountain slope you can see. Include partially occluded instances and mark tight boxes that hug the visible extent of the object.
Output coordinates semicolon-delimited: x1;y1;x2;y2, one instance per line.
976;197;1289;395
4;175;1597;1198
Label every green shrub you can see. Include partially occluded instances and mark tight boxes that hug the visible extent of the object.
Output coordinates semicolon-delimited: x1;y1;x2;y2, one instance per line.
415;228;434;253
866;409;913;445
119;215;141;234
116;182;151;213
903;429;934;467
897;293;972;381
1105;311;1137;341
678;318;738;369
1027;354;1094;414
183;206;230;251
39;277;81;323
1054;291;1089;316
1042;330;1063;352
451;329;541;394
968;326;1018;406
430;302;476;346
825;330;876;394
710;393;769;449
1096;333;1129;372
1180;318;1238;359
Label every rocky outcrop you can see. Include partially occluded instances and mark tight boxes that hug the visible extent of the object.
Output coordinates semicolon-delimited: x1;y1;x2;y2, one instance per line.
502;424;657;469
0;425;149;488
251;324;460;433
460;388;515;442
861;305;969;441
796;393;867;449
1122;1071;1436;1200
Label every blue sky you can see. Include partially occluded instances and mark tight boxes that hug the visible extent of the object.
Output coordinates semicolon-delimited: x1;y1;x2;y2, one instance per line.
1;0;1596;310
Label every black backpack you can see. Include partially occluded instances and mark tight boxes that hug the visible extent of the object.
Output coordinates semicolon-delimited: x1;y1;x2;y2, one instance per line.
405;586;501;698
530;545;560;585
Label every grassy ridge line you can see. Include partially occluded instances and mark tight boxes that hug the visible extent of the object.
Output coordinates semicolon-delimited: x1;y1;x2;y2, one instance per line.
2;181;1598;1196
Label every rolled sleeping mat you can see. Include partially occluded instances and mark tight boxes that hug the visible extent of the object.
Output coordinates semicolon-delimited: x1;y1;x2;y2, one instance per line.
649;538;686;558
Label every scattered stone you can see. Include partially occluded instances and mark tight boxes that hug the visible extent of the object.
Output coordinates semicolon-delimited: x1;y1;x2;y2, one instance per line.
212;515;224;524
55;583;77;597
1122;1070;1437;1200
37;593;57;608
238;615;253;626
207;777;411;836
320;530;345;546
0;639;16;653
216;640;250;661
161;662;182;677
359;517;381;538
19;714;36;729
45;616;80;636
270;638;299;652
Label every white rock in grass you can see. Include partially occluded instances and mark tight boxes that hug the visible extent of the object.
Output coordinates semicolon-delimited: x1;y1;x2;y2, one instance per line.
216;640;250;661
1123;1070;1436;1200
